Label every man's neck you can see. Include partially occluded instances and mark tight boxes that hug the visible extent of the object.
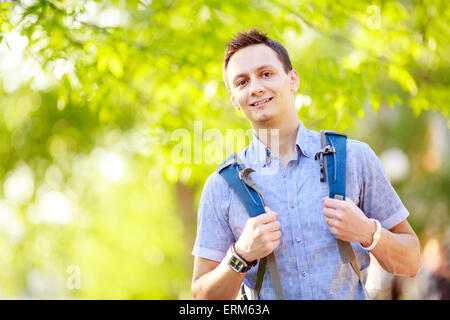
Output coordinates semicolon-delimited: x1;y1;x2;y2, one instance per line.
253;117;300;160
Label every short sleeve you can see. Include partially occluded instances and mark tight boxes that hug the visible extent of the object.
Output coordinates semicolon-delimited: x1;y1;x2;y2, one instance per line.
358;142;409;230
191;172;235;262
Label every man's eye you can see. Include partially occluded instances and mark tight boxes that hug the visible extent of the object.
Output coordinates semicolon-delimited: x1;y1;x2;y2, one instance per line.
262;71;272;78
237;80;247;87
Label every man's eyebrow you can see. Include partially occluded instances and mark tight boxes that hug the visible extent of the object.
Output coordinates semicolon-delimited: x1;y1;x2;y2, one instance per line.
232;65;276;84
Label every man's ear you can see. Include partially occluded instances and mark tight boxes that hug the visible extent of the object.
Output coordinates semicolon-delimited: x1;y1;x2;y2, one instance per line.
289;69;300;92
229;91;240;110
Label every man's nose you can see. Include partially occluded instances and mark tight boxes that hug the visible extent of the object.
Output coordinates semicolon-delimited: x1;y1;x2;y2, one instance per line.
249;77;264;96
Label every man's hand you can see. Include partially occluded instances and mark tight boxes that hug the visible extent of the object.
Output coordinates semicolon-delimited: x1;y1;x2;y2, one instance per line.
235;206;281;262
322;197;376;246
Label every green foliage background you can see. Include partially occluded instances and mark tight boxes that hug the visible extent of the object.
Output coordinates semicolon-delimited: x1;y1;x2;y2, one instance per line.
0;0;448;299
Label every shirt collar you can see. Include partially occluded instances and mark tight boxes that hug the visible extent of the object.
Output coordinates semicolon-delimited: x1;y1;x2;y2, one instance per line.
249;131;271;167
248;120;311;166
295;120;311;158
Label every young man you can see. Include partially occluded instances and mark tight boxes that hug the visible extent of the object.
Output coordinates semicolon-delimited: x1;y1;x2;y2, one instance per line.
191;29;421;300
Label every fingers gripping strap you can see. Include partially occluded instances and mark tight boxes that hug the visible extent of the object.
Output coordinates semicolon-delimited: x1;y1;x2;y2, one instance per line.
321;131;369;298
217;153;285;299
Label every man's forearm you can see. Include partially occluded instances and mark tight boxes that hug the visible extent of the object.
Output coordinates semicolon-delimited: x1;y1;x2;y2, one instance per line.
370;227;421;277
192;258;246;300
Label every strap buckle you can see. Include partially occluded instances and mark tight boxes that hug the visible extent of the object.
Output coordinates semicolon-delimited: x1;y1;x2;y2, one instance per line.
314;145;336;182
314;145;336;159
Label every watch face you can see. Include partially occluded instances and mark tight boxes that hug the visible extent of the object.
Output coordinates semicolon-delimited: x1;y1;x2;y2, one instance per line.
228;255;246;272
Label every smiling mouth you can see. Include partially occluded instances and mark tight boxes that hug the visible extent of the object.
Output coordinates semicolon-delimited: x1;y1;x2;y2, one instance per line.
250;97;273;107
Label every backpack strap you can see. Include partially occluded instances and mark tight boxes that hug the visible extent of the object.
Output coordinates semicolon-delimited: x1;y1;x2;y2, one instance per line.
217;153;285;300
315;130;370;298
216;153;265;217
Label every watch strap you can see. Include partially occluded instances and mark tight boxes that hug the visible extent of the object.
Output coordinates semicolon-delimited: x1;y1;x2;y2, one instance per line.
229;243;256;273
232;243;257;271
360;219;382;251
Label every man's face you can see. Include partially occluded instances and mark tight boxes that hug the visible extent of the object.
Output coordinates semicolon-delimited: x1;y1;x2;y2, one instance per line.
225;44;299;127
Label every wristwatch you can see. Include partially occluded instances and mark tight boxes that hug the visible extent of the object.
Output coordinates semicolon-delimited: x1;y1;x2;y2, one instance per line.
360;218;382;251
227;243;257;273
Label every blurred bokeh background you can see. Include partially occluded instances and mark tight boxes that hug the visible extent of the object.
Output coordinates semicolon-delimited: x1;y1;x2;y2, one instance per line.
0;0;448;299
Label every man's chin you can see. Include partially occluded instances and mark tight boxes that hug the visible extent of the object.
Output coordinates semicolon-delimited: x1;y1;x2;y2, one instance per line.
250;112;277;127
243;106;277;125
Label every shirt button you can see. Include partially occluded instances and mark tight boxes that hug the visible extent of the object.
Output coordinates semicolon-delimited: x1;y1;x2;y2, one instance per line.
296;237;301;243
302;271;308;277
281;173;286;178
289;202;295;208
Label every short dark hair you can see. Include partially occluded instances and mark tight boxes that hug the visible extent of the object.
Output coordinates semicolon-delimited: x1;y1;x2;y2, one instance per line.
223;29;293;81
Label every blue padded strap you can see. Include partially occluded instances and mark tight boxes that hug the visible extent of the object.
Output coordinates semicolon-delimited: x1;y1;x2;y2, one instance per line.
324;132;347;199
216;153;265;218
320;131;370;298
216;153;285;300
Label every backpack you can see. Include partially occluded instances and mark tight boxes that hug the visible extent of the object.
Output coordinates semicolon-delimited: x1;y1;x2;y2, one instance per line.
216;130;368;299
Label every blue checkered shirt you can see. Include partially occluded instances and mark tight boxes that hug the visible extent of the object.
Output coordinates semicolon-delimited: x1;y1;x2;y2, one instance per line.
192;121;409;299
